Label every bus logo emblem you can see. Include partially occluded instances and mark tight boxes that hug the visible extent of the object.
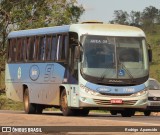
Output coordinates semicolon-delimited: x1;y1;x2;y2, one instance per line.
29;65;40;81
97;87;111;93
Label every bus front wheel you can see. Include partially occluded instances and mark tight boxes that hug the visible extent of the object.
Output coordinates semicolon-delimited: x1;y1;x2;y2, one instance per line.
23;88;36;114
121;110;135;117
60;90;74;116
110;110;118;115
144;111;151;116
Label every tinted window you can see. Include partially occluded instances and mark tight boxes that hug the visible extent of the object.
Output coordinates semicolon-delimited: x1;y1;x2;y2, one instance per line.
38;36;45;61
56;35;68;61
8;39;17;62
17;38;23;61
46;35;52;60
51;36;57;61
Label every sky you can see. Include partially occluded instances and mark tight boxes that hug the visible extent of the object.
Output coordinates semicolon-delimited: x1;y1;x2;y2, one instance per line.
77;0;160;23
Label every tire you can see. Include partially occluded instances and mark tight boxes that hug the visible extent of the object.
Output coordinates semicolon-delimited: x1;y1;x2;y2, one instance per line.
144;111;151;116
110;110;117;115
80;109;89;116
23;88;36;114
60;90;74;116
75;109;90;116
121;110;135;117
36;104;43;114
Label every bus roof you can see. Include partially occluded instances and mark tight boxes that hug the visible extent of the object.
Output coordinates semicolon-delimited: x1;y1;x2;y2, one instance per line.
8;23;145;39
8;25;70;38
70;24;146;37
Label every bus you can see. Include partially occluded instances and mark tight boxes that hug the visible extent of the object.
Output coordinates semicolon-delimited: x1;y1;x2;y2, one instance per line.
5;22;150;117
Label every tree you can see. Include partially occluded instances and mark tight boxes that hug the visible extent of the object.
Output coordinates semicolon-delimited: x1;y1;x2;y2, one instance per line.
141;6;159;33
129;11;141;27
48;0;84;26
110;10;129;25
109;6;160;32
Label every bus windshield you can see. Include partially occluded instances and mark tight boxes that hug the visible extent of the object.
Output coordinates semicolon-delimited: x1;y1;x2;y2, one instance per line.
81;35;148;85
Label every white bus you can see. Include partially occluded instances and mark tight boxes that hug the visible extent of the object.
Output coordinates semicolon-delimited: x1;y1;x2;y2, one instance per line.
5;22;150;117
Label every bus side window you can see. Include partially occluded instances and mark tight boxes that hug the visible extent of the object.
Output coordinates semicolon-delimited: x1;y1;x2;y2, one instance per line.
32;37;37;61
35;36;40;61
56;34;68;61
10;38;17;62
22;38;27;62
38;36;46;61
28;37;35;61
8;39;12;62
16;38;23;62
46;35;52;61
26;37;30;61
56;35;63;60
51;36;57;61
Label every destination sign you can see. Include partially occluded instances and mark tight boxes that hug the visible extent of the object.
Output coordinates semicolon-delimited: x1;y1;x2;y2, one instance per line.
89;39;108;44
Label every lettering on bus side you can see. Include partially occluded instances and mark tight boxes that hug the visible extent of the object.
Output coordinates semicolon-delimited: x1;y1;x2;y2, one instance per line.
44;64;56;82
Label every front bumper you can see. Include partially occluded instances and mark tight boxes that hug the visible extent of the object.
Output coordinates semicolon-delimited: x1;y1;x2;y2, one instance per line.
79;94;148;109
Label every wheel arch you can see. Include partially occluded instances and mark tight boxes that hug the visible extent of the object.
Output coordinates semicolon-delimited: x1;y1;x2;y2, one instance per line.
22;84;28;99
59;85;71;106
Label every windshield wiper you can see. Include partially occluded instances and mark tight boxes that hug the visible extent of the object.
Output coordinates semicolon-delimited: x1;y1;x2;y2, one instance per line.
119;62;135;82
98;64;114;81
98;62;135;83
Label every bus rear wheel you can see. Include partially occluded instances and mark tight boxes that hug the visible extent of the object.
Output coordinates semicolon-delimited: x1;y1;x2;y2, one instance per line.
23;88;36;114
60;90;74;116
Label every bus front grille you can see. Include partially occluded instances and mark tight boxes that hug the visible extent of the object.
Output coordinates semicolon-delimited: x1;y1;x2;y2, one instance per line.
100;93;132;96
93;99;137;106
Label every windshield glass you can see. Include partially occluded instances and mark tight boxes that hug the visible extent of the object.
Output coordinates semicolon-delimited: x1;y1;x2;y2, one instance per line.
81;35;149;84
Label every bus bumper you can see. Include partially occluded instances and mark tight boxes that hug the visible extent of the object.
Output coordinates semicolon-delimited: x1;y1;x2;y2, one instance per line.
78;94;148;109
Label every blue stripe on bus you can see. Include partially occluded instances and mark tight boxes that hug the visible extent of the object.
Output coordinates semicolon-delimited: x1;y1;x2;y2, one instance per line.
6;63;65;83
85;82;145;94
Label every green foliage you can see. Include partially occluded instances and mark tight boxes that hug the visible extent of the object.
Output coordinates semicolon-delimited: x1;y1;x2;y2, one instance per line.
146;24;160;81
110;10;129;25
0;93;23;110
0;94;7;109
0;70;5;90
110;6;160;32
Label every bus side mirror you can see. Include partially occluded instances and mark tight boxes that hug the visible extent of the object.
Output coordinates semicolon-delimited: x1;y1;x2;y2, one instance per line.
148;49;152;62
74;46;80;59
75;46;83;61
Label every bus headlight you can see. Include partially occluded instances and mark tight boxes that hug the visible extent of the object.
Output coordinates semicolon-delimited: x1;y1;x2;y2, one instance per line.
80;84;99;96
131;89;147;97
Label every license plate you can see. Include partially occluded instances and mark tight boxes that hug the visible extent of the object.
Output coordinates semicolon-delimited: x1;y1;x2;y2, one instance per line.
111;99;123;104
